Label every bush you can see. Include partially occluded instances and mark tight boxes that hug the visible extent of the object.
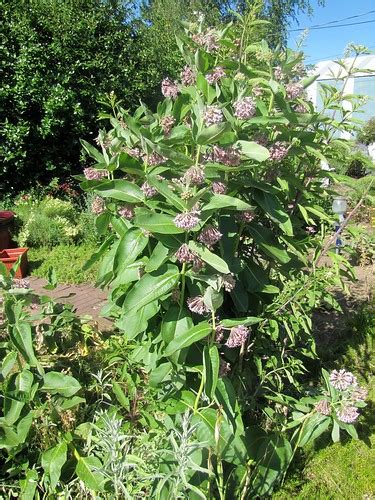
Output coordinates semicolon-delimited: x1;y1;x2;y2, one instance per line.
357;116;375;145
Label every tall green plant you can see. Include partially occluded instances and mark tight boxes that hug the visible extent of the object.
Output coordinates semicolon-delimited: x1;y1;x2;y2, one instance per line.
78;18;371;497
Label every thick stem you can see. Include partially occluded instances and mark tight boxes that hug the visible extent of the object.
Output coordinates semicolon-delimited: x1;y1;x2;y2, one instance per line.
194;371;205;413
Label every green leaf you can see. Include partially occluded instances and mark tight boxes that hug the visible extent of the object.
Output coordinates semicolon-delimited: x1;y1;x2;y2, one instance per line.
252;190;293;236
1;351;17;378
197;122;231;145
202;194;253;212
41;442;67;490
204;345;219;399
298;414;330;447
164;321;212;356
42;372;81;397
236;140;270;161
114;228;148;273
83;235;114;271
149;362;173;386
75;453;106;491
248;223;291;264
220;317;262;327
94;179;144;203
19;469;38;500
145;241;169;272
7;316;43;374
147;175;186;211
203;286;223;311
116;301;160;340
112;382;130;410
161;306;193;344
188;241;230;274
331;420;340;443
80;139;105;164
122;265;179;315
134;211;184;234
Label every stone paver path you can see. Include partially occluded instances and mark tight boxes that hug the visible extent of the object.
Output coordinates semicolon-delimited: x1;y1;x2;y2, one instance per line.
29;277;113;330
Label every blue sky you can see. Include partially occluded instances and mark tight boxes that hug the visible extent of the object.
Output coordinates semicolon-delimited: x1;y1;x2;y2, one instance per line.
287;0;375;63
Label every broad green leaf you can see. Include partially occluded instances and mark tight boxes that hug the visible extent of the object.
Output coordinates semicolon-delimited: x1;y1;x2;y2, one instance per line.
147;175;186;211
149;362;173;386
236;140;270;161
116;301;160;339
164;321;212;356
331;420;340;443
197;122;232;145
80;139;105;164
122;265;179;315
114;228;148;273
203;286;223;311
253;189;293;236
7;317;43;374
145;241;169;272
1;351;17;378
83;235;114;271
134;211;184;234
298;414;330;448
19;469;38;500
42;372;81;397
41;442;67;490
75;453;106;491
161;306;193;344
248;223;291;264
202;194;253;212
94;179;144;203
220;317;262;327
112;382;130;410
189;241;230;274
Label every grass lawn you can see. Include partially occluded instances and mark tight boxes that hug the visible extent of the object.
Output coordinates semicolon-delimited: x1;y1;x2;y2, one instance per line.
28;243;99;284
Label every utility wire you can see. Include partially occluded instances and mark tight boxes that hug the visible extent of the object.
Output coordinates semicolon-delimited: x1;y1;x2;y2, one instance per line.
307;9;375;29
290;18;375;32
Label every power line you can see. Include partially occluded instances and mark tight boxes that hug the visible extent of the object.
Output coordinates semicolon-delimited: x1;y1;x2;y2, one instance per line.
290;18;375;32
308;45;375;64
308;9;375;29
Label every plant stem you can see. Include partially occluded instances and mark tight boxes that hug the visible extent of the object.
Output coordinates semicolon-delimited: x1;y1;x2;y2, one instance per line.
179;262;187;311
195;144;202;167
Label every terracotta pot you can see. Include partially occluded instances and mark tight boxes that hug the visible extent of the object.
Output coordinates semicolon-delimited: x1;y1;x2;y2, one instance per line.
0;211;15;251
0;247;29;278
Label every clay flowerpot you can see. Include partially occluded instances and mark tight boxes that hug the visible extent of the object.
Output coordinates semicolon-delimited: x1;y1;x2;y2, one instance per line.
0;211;15;251
0;247;29;278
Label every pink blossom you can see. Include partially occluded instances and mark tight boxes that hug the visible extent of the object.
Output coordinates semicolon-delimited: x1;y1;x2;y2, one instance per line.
337;406;360;423
161;77;179;99
118;204;134;220
160;115;175;136
225;325;249;348
192;30;220;53
315;399;331;416
182;166;205;186
174;212;200;231
213;146;241;166
141;182;158;198
83;168;107;180
212;181;227;194
198;225;222;248
238;211;255;223
203;106;223;127
91;196;105;215
274;66;284;80
269;142;288;161
222;274;236;292
286;82;304;100
187;296;210;315
181;65;196;86
147;152;167;166
330;369;357;391
206;66;226;85
233;97;256;120
175;243;195;263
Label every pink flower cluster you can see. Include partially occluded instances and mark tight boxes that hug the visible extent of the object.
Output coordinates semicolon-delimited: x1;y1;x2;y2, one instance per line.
181;65;196;86
192;30;220;53
175;244;203;270
182;166;205;186
203;106;223;127
286;82;304;100
212;181;227;194
118;204;134;220
160;115;175;136
198;225;222;248
212;145;241;166
222;274;236;292
337;406;360;423
233;97;256;120
161;77;179;99
329;369;357;391
174;211;201;231
187;295;210;315
269;142;288;161
147;152;167;166
315;399;331;416
91;196;105;215
206;66;226;85
225;325;249;348
83;168;107;180
141;182;158;198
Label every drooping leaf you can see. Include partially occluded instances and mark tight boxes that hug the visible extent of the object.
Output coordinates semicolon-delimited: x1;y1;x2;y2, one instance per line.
145;241;170;272
197;122;232;145
252;189;293;236
134;211;184;234
236;140;270;161
41;442;67;490
164;321;212;356
75;453;106;491
114;227;148;273
42;372;81;397
189;241;230;274
202;194;254;212
122;265;179;315
248;223;291;264
94;179;144;203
